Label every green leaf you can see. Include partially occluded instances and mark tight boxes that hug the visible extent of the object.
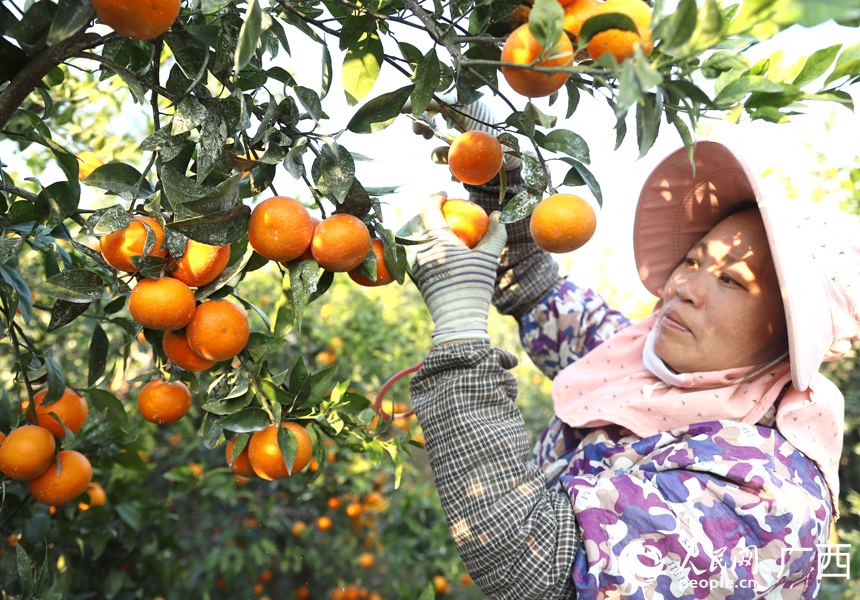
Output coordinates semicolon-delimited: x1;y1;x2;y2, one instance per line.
47;299;91;332
203;391;252;415
294;86;322;124
35;181;78;229
321;45;333;99
196;101;238;184
34;269;105;303
398;41;423;71
528;0;565;52
824;41;860;86
636;92;662;159
713;75;789;106
565;80;580;119
219;407;269;433
92;205;132;236
0;38;29;85
521;154;547;191
343;33;384;105
418;582;436;600
411;48;440;116
87;388;130;432
88;324;109;387
287;260;321;331
524;101;557;128
277;424;300;475
378;228;406;285
162;171;241;216
790;44;840;88
311;141;356;203
166;205;252;246
499;188;542;224
297;365;336;409
654;0;697;55
16;544;35;596
347;85;414;134
46;0;93;46
578;12;639;46
7;0;55;55
115;504;143;531
559;158;602;206
83;163;155;200
44;356;66;405
681;0;721;55
196;238;255;300
539;129;590;163
701;50;751;78
172;96;209;135
234;0;262;75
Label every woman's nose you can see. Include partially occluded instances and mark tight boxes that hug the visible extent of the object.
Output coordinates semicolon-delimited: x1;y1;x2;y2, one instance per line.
671;273;705;308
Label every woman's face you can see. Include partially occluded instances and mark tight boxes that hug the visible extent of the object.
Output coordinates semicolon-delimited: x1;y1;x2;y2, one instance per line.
654;209;786;374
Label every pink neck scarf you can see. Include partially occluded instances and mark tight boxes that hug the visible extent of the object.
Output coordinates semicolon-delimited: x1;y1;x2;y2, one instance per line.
552;312;844;514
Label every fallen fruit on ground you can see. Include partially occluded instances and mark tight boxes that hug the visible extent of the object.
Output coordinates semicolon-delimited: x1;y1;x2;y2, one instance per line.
29;450;93;506
185;299;250;362
529;193;597;253
137;379;193;424
170;239;231;287
248;422;313;480
162;330;216;372
311;214;372;272
99;216;169;273
91;0;181;39
248;196;314;262
448;130;504;186
442;199;489;248
348;239;395;286
129;277;196;331
0;425;57;480
501;24;573;98
586;0;654;63
226;437;256;477
29;387;89;438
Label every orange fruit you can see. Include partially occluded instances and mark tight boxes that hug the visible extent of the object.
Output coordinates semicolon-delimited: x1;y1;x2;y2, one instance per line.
28;387;89;438
564;0;600;39
163;329;216;372
586;0;654;63
100;216;169;273
226;437;255;477
85;482;107;505
293;216;322;262
189;463;204;478
441;199;489;249
529;193;597;253
29;450;93;506
248;422;313;480
248;196;314;262
316;515;332;531
369;593;382;600
311;214;371;272
358;552;375;568
137;379;192;424
460;573;473;586
327;497;343;510
501;24;573;98
345;502;363;517
448;130;504;186
309;459;319;472
186;299;250;362
259;570;273;584
292;521;307;536
128;277;196;331
253;583;264;595
0;431;5;444
348;239;394;286
77;152;103;181
170;240;230;287
217;579;227;591
433;575;451;595
0;426;56;480
297;585;310;599
91;0;180;39
345;585;360;600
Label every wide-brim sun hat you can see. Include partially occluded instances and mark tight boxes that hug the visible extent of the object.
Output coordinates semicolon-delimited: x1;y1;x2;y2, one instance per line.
633;139;860;392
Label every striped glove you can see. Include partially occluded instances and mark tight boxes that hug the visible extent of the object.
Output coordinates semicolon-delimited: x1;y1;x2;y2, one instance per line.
407;193;507;346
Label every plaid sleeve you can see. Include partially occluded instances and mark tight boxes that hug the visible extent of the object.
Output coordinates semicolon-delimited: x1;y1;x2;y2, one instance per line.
410;340;580;600
465;169;564;322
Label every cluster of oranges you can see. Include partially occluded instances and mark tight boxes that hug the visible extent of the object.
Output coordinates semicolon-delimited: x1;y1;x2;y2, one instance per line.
501;0;654;98
225;421;314;481
0;388;104;507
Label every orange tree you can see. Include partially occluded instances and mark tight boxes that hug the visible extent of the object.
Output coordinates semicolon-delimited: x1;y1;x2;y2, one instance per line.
1;0;860;596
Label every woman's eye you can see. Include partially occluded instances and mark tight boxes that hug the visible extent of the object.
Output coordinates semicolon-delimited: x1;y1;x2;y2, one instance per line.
684;258;697;267
719;274;735;285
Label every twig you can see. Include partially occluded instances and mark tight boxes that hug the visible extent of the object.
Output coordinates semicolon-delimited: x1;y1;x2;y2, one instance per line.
329;0;427;31
76;51;178;102
151;37;164;132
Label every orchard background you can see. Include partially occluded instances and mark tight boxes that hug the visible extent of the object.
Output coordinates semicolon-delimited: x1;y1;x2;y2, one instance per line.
1;0;860;596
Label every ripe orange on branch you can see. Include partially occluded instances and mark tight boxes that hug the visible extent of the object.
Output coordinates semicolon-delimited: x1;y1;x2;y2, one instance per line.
564;0;600;43
185;299;250;362
91;0;180;40
129;276;196;331
348;239;394;286
137;379;192;424
248;422;313;480
100;216;169;273
0;425;56;480
248;196;314;262
501;24;574;98
586;0;654;64
162;330;216;372
311;214;371;272
170;239;230;287
529;193;597;253
448;130;503;186
442;199;489;249
225;437;255;477
29;450;93;506
28;387;89;438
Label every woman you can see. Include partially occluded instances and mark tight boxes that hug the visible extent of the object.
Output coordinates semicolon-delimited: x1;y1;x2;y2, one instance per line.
406;140;860;599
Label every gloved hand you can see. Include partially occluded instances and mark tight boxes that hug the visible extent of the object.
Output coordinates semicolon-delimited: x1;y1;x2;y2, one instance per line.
407;193;507;346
